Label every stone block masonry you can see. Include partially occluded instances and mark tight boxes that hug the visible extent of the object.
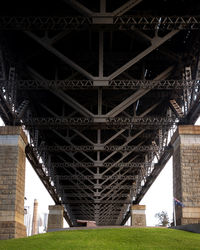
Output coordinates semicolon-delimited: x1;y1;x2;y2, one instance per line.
172;125;200;225
131;205;146;227
0;126;28;239
47;205;64;231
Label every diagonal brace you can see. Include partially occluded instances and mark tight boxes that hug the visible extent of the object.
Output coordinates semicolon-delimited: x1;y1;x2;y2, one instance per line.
25;31;95;80
106;66;174;117
62;0;94;16
112;0;143;16
108;30;179;80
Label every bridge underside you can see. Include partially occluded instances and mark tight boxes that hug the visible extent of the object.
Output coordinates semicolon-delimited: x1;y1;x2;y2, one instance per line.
1;0;200;226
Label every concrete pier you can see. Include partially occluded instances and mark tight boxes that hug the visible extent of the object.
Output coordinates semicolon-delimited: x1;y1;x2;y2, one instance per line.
172;125;200;225
0;126;27;239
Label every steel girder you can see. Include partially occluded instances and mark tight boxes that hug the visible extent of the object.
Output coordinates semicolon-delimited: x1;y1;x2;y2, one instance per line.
21;116;176;129
37;145;167;152
0;79;198;89
52;162;152;168
1;0;200;226
0;16;200;30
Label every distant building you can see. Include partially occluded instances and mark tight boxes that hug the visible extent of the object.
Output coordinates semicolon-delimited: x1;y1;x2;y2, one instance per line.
24;206;32;236
43;213;48;232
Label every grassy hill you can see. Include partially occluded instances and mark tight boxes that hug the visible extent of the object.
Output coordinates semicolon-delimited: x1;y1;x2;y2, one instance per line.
0;228;200;250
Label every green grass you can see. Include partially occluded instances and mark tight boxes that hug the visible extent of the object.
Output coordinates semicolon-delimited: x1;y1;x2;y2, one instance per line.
0;228;200;250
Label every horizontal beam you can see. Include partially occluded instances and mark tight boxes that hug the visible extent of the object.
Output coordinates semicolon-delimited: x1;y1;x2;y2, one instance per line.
113;16;200;29
38;145;164;152
59;185;134;190
72;212;120;216
22;116;176;128
64;193;128;198
52;162;151;168
58;174;137;180
2;79;198;89
63;200;131;204
0;16;200;30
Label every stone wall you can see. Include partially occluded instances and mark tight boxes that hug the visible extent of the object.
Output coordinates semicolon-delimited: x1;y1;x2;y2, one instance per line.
0;126;27;239
172;125;200;225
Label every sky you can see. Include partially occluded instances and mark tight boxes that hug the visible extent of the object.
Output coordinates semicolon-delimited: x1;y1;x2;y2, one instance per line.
1;117;200;227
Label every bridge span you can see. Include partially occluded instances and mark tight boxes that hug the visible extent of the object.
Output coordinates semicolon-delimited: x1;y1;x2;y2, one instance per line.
1;0;200;239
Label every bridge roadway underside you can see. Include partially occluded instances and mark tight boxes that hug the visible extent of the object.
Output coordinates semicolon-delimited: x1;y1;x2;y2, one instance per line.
1;0;200;226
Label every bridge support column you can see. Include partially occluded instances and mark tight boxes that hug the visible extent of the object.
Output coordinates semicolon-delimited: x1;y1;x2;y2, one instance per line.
47;205;63;231
172;125;200;225
131;205;146;227
0;126;27;239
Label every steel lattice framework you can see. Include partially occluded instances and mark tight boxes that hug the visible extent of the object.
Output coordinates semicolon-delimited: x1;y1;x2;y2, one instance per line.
0;79;199;89
0;16;200;30
1;0;200;226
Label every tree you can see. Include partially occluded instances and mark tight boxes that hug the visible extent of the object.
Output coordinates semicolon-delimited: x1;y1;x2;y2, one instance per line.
155;211;170;227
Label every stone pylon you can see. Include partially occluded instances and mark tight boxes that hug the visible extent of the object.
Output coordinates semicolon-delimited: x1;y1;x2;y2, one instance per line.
131;205;146;227
172;125;200;225
32;199;38;235
0;126;27;239
47;205;63;231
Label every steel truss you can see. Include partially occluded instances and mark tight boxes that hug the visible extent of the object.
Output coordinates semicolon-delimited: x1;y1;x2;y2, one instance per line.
0;16;91;30
0;16;200;30
23;116;176;128
38;145;166;152
58;175;137;181
2;0;200;227
0;79;199;89
52;162;151;168
109;80;199;89
107;117;176;126
58;185;135;190
114;16;200;30
62;201;132;204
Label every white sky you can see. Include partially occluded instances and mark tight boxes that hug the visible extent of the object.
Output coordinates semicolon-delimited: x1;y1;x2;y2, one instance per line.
1;117;200;227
